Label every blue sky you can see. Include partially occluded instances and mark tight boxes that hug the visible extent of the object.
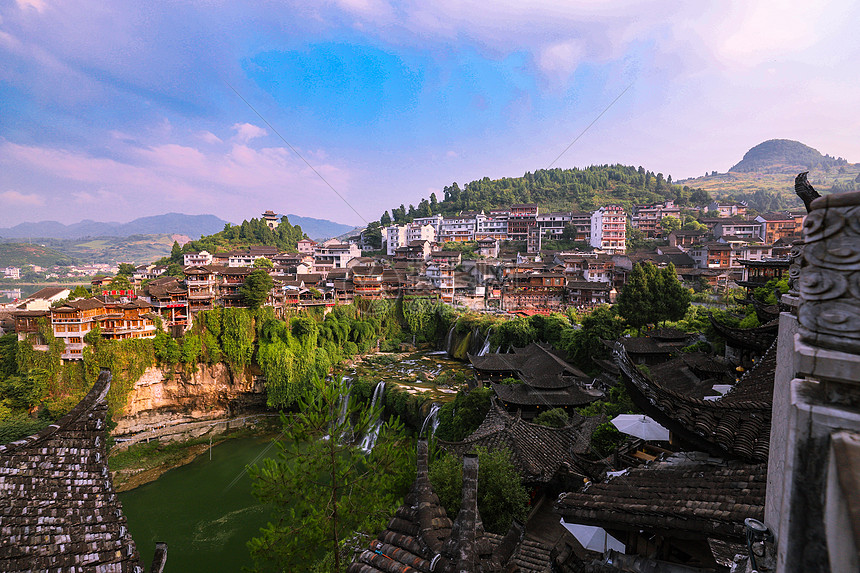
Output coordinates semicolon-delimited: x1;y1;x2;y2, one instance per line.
1;0;859;227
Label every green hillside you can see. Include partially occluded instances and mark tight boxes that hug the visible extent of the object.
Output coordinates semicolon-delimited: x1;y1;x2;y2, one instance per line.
0;234;183;267
680;140;859;212
730;139;850;173
0;243;77;268
382;165;712;224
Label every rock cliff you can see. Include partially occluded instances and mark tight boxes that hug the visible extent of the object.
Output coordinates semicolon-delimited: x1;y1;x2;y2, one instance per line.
113;364;267;436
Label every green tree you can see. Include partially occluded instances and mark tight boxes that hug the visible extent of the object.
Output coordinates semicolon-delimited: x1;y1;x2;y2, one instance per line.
169;241;183;264
434;387;493;442
240;269;274;309
166;263;185;279
615;263;658;333
559;305;625;370
429;447;529;534
380;211;392;226
69;285;90;300
253;257;273;269
109;275;132;292
615;262;690;332
660;216;681;234
682;219;707;231
656;263;692;324
117;263;136;277
247;376;413;573
533;407;569;428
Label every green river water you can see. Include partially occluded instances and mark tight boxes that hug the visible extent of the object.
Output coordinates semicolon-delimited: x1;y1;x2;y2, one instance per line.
119;434;280;572
119;350;473;571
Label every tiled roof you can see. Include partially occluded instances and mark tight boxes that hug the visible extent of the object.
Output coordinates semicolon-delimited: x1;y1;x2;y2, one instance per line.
348;441;524;573
470;343;586;381
26;286;69;300
709;315;778;352
612;343;771;462
438;401;606;483
720;342;777;404
0;370;150;572
491;382;601;408
555;457;766;541
54;297;106;312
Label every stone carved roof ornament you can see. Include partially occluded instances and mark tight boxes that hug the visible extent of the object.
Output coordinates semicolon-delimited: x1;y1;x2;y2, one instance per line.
796;190;860;356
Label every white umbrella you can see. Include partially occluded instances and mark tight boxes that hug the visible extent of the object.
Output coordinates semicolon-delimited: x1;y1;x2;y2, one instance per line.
560;520;625;553
610;414;670;442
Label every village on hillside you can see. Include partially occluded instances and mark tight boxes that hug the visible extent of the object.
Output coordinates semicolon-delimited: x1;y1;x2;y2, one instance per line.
1;201;803;346
4;186;859;573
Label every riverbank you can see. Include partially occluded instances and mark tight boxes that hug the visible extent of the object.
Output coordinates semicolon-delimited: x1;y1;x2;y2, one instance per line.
109;420;281;492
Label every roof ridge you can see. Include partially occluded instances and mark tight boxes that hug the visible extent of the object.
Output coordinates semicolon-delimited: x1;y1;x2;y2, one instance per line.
0;369;111;455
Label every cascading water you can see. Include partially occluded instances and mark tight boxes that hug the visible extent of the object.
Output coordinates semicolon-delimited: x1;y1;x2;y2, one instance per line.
337;377;352;436
444;323;456;356
477;330;491;356
420;403;442;438
359;381;386;453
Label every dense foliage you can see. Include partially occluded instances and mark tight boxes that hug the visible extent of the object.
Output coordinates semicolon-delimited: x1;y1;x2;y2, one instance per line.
380;165;711;225
159;216;307;266
248;376;414;573
429;446;529;534
434;387;493;442
616;262;692;333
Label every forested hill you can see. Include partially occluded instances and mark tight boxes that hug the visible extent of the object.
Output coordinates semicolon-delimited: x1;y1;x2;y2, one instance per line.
680;140;858;212
163;216;308;264
730;139;850;173
382;165;711;223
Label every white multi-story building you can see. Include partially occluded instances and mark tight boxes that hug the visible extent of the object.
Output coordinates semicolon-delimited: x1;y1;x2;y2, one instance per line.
183;251;213;266
412;214;444;237
439;213;477;243
590;205;626;254
475;211;508;240
406;223;436;244
536;212;573;237
314;242;362;271
384;225;408;256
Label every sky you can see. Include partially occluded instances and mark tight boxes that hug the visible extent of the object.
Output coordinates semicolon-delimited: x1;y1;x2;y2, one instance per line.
1;1;859;228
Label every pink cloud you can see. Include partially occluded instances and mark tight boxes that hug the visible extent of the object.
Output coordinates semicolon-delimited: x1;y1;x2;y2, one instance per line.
231;123;268;144
0;190;45;206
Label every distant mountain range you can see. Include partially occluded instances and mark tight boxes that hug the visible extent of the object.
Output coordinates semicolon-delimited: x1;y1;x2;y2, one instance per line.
281;214;357;240
0;213;355;242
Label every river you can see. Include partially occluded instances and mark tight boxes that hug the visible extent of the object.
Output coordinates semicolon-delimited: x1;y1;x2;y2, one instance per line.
119;434;280;572
119;350;472;571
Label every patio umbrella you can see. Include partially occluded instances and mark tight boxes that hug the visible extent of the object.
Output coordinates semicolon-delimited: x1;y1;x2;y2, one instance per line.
610;414;670;441
560;520;625;553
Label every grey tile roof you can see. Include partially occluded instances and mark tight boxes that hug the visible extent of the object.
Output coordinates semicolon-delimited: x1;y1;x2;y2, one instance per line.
438;401;606;483
0;370;147;572
555;458;766;541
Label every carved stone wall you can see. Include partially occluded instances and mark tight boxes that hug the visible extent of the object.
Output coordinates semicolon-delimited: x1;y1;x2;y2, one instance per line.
797;192;860;355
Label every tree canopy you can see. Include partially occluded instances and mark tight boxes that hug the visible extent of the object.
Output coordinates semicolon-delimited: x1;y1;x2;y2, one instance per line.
615;262;691;332
247;376;413;572
240;269;274;309
428;447;529;534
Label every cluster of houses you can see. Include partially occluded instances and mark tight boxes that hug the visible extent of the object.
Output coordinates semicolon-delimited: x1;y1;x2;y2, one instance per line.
381;203;627;255
0;203;801;361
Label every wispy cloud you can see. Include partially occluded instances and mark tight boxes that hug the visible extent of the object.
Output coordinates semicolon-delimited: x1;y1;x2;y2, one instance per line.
231;123;267;144
0;190;46;206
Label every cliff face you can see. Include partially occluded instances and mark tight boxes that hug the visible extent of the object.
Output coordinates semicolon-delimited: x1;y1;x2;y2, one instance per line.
113;364;267;436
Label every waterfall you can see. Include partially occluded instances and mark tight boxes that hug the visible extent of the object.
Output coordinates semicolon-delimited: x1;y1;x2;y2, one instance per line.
444;322;456;356
359;381;386;453
477;330;491;357
337;377;352;429
420;403;442;438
